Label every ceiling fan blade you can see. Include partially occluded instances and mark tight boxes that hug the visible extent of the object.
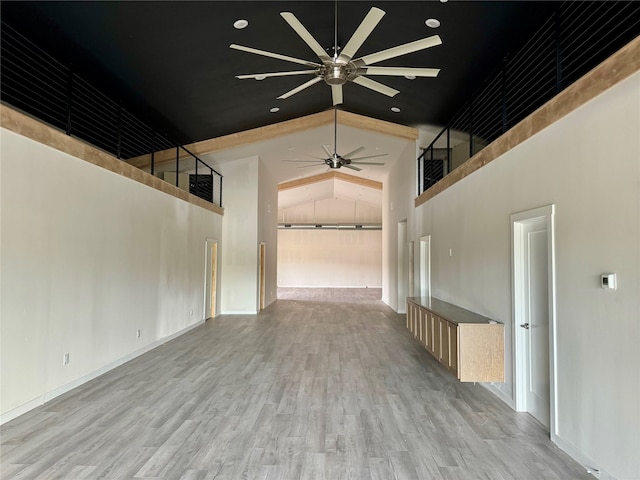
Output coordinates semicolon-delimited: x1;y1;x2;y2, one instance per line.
351;76;399;97
332;85;343;106
230;44;320;68
277;76;323;100
299;152;327;160
321;145;333;157
350;161;386;166
342;146;365;159
348;153;389;161
298;163;326;168
363;67;440;77
337;7;385;63
283;159;323;163
280;12;332;63
357;35;442;65
343;164;362;171
236;70;318;80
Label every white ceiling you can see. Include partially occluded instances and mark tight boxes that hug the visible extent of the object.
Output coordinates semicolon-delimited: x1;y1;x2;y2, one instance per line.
278;178;383;210
199;122;416;185
198;119;425;210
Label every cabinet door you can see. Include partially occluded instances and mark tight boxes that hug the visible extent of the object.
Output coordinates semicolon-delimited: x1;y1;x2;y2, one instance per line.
407;302;416;335
424;312;431;351
431;314;440;358
406;302;411;330
419;308;427;345
438;317;449;365
447;321;458;376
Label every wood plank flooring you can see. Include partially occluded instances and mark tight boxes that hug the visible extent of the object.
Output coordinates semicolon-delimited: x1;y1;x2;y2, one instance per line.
1;288;590;479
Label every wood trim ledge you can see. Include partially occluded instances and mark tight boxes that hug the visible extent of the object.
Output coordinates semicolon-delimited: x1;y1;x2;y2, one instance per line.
278;171;383;191
415;35;640;207
127;110;418;170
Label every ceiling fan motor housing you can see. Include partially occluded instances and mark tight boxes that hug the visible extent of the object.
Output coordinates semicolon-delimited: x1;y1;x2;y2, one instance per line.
328;155;343;168
322;63;351;86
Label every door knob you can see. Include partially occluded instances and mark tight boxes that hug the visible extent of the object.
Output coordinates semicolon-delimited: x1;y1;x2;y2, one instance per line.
520;323;530;329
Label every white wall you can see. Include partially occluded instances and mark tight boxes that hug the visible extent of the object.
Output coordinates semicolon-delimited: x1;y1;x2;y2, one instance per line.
382;141;419;310
0;128;223;422
277;229;382;287
258;157;278;308
412;73;640;480
279;197;382;225
218;156;259;313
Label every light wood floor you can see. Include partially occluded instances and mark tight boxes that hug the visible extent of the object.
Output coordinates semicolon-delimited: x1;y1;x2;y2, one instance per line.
1;289;590;479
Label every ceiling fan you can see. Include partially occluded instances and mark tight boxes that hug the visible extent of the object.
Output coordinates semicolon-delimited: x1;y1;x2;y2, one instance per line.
230;6;442;106
285;108;387;171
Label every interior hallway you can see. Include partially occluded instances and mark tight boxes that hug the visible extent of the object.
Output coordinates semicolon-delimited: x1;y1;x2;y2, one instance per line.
1;289;590;479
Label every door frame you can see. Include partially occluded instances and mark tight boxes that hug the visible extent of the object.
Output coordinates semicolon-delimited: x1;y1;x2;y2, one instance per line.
419;235;431;298
511;205;557;439
259;242;266;311
397;220;408;314
204;239;218;320
408;241;415;298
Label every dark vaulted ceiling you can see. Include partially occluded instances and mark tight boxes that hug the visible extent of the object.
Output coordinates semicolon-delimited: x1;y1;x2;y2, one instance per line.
2;1;559;144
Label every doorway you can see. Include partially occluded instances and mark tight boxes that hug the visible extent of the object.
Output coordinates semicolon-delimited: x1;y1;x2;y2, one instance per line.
204;240;218;319
512;205;556;437
259;242;266;310
420;235;431;298
397;221;408;314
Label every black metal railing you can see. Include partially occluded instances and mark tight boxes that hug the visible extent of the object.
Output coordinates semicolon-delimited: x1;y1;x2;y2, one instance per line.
418;1;640;196
0;21;223;207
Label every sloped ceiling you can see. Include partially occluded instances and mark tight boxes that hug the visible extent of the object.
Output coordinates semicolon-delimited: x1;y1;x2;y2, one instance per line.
279;177;382;210
1;1;556;144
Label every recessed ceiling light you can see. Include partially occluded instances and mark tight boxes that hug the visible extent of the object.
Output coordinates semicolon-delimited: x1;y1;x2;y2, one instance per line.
425;18;441;28
391;107;401;113
440;0;448;3
404;75;416;80
270;107;280;113
255;75;266;81
233;19;249;29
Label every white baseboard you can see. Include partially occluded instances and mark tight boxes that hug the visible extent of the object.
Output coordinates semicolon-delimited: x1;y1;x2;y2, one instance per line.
480;383;617;480
552;436;618;480
220;310;259;315
277;285;382;289
1;320;205;425
481;382;515;409
381;298;397;312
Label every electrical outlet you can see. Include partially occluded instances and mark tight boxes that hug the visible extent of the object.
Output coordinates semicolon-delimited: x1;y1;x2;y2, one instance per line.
190;308;194;316
136;329;141;338
62;353;70;366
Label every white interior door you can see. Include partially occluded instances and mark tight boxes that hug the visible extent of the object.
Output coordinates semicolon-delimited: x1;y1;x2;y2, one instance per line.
397;221;408;313
420;235;431;298
513;205;556;437
523;219;550;428
259;243;266;310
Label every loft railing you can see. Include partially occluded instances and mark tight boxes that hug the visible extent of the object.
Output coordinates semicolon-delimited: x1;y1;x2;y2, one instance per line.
418;1;640;196
0;21;222;207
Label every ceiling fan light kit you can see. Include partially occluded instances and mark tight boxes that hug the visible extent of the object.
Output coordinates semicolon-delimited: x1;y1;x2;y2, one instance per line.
230;6;442;106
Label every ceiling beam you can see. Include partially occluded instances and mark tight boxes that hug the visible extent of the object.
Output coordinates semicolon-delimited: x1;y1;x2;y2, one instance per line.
278;171;383;191
335;110;418;141
126;110;418;170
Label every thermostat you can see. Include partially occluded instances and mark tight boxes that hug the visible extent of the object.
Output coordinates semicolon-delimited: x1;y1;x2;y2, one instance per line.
601;273;617;290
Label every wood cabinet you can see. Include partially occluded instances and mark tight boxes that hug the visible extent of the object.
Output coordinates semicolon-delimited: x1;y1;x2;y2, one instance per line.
406;297;504;382
407;301;419;338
